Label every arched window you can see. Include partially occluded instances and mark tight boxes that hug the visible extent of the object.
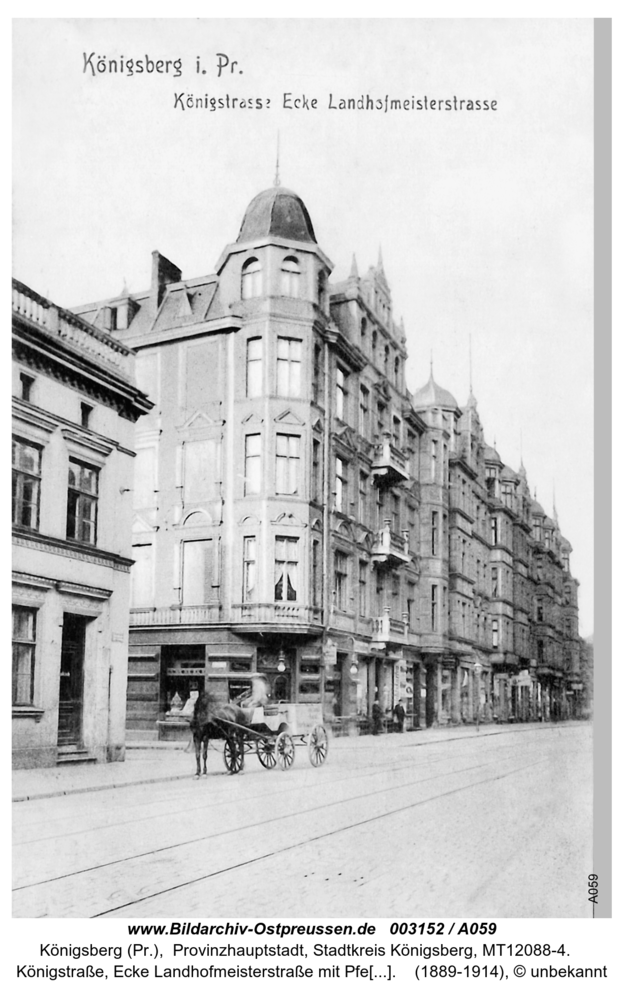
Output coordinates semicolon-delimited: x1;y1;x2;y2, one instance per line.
280;256;301;297
384;345;390;375
360;318;367;348
394;356;400;384
241;258;262;299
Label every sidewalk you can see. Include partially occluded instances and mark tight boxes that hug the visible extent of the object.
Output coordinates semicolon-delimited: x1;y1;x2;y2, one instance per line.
12;721;583;803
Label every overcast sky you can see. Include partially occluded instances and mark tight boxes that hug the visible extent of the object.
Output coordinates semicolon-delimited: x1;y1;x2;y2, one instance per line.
13;18;594;634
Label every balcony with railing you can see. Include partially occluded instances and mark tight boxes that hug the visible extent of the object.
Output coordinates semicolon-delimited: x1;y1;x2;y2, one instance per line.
129;605;221;627
371;520;411;566
231;603;323;633
371;433;409;486
13;279;132;379
372;607;409;644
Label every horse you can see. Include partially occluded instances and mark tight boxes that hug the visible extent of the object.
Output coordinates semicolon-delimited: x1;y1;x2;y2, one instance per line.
189;674;270;778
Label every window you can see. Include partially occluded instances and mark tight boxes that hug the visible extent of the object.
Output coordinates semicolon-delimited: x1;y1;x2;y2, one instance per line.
246;338;262;397
318;270;327;308
431;440;437;480
280;256;301;297
313;344;323;403
67;460;98;544
492;619;499;648
360;318;367;349
537;599;544;622
537;639;544;663
431;511;438;555
334;551;348;610
312;439;322;502
358;471;368;523
12;606;36;705
377;402;386;437
276;434;300;495
277;337;302;397
242;536;257;602
391;492;400;532
384;345;390;375
491;566;499;598
335;457;348;512
431;585;438;631
244;434;261;495
392;415;401;448
391;571;400;616
336;366;347;421
275;537;298;602
359;560;368;616
407;581;416;629
461;537;467;574
131;543;153;607
490;516;499;546
359;384;370;437
394;356;400;385
19;373;34;401
312;539;321;608
182;539;212;605
241;257;262;299
12;438;42;530
80;402;93;428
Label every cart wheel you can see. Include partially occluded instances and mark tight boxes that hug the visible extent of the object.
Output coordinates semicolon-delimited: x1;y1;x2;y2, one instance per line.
256;737;277;769
275;732;295;770
223;737;244;774
308;725;329;767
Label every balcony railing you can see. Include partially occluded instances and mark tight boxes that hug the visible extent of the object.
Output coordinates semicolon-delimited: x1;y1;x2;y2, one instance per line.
231;603;323;628
13;279;132;378
371;520;411;565
130;605;221;627
372;608;409;643
371;434;409;486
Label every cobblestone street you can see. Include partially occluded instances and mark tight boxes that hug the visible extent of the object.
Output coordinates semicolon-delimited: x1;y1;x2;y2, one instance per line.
13;722;592;920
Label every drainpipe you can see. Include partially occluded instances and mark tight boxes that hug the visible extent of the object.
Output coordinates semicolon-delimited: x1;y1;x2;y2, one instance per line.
321;338;333;717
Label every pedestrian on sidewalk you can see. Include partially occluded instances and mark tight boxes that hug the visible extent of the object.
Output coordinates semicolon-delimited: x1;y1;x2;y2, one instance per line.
371;698;382;735
393;698;406;733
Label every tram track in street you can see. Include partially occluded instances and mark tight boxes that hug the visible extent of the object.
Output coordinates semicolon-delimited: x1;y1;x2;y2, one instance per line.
14;726;581;846
13;746;552;910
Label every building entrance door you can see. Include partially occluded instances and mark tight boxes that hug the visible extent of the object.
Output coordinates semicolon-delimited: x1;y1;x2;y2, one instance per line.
58;614;87;745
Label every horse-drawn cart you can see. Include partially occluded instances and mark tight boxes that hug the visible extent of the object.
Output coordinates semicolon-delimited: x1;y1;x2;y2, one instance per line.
191;693;329;776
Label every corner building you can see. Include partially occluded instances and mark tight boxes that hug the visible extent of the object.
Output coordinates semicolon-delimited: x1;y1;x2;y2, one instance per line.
75;184;582;735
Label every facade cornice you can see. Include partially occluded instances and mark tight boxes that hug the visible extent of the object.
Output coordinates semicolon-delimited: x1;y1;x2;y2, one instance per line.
13;325;151;422
323;327;367;372
13;528;133;571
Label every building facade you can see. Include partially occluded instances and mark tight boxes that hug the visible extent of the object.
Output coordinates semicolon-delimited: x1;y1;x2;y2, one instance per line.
73;184;583;736
12;280;151;767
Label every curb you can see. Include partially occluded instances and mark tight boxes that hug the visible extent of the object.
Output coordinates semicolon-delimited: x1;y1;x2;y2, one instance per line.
12;721;585;803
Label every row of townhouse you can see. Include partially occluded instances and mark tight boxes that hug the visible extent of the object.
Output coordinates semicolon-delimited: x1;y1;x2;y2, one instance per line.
72;183;583;739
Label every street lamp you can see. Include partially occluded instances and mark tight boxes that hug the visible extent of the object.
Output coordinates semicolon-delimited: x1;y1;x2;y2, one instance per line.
474;661;482;732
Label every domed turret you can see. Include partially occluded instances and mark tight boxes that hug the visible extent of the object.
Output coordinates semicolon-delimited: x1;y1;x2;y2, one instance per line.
412;370;459;411
237;186;317;244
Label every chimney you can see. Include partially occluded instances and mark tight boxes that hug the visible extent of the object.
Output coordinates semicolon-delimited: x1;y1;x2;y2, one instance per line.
151;251;182;313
